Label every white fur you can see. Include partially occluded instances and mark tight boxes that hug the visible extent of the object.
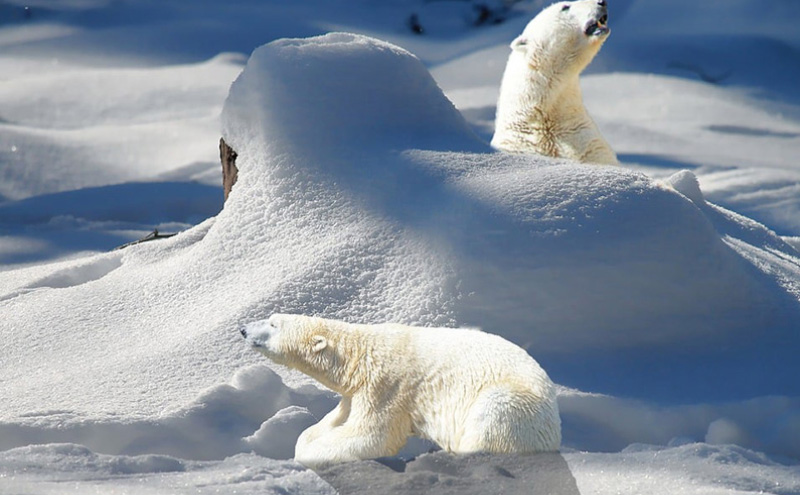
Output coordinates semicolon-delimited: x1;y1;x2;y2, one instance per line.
491;0;618;165
243;314;561;468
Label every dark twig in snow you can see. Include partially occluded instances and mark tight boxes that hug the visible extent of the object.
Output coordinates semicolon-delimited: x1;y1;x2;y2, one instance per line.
115;230;177;250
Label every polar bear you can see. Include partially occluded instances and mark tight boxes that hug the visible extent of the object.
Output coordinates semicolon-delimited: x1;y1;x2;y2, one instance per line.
491;0;618;165
241;314;561;468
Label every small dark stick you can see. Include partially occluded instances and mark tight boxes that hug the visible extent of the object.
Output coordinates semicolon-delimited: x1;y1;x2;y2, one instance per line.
219;137;239;202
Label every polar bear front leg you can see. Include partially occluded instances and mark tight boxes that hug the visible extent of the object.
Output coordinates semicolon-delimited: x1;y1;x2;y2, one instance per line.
294;420;399;469
297;396;351;445
294;397;408;469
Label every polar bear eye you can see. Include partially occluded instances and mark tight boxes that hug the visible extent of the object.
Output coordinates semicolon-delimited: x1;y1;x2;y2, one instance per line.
561;4;570;11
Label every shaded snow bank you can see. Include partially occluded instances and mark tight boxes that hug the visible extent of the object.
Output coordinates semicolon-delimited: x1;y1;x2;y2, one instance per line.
2;33;800;468
579;72;800;237
0;53;242;266
0;54;243;202
558;388;800;460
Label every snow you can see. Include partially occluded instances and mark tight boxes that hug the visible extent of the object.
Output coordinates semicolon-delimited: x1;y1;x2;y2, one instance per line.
569;443;800;495
4;443;797;495
0;444;336;495
1;0;800;493
0;52;241;266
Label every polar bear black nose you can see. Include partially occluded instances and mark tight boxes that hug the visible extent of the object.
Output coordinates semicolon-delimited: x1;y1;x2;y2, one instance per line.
598;0;606;5
240;327;248;339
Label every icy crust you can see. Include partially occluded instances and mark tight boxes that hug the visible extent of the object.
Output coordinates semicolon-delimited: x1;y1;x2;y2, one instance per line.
567;443;800;495
1;33;800;463
0;443;336;495
2;442;797;495
319;444;800;495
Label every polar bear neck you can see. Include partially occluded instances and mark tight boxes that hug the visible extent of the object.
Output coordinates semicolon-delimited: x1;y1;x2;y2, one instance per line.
493;59;591;157
491;23;617;165
285;324;397;397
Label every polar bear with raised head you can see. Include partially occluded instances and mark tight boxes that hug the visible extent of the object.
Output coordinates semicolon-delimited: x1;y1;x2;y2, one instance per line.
491;0;617;165
241;314;561;469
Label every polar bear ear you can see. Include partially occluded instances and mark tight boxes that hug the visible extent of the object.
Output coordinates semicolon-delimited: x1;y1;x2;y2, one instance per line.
511;35;528;52
311;335;328;353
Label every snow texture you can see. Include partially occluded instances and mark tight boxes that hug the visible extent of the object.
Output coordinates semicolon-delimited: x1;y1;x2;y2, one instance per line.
0;443;336;495
1;0;800;493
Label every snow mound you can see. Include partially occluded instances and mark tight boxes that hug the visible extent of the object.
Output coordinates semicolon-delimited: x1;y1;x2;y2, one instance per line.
222;32;482;157
243;406;319;459
666;169;704;205
2;33;800;463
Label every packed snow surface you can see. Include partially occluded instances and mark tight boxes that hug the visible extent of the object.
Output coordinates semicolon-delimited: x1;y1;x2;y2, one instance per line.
1;0;800;494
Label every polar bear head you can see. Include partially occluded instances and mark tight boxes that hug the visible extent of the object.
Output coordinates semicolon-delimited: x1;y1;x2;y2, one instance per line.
241;314;358;393
511;0;609;78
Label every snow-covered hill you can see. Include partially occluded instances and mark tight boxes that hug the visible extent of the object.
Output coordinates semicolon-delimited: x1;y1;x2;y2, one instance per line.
1;1;799;493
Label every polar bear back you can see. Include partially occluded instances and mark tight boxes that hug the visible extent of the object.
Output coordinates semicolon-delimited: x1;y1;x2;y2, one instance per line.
402;325;560;452
411;326;550;389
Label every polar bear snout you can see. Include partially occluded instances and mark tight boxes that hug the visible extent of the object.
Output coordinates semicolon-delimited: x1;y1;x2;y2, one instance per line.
583;3;609;37
240;319;280;350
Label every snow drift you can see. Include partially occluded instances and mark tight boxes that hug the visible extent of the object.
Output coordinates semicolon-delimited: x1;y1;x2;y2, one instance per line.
2;32;800;468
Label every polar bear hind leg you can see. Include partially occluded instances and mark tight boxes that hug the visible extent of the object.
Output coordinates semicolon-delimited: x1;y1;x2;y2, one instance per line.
457;385;561;454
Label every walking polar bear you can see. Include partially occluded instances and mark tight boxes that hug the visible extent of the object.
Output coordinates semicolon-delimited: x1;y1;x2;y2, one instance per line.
492;0;618;165
241;314;561;468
